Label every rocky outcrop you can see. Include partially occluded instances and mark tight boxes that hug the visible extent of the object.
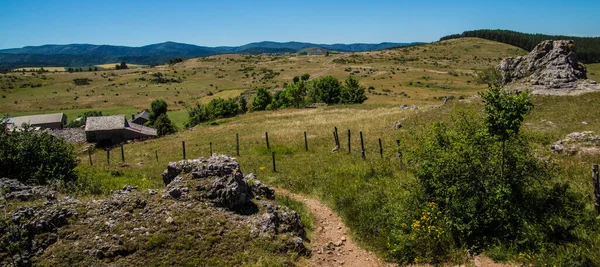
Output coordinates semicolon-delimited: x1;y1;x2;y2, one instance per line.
498;40;600;95
2;155;305;266
206;169;252;209
551;131;600;155
0;178;56;201
162;154;240;185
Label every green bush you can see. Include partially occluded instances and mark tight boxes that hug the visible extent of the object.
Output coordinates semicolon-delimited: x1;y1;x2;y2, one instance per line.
474;67;503;87
251;87;272;111
0;122;78;185
308;76;341;104
148;99;168;125
153;113;177;136
340;76;368;104
72;78;91;86
397;88;594;263
185;97;242;128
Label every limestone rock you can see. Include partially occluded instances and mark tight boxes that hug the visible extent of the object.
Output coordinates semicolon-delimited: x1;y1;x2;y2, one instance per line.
551;131;600;155
206;169;252;210
498;40;600;95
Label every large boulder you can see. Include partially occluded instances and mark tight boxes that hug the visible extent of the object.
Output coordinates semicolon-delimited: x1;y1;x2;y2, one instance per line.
161;155;240;185
206;169;252;210
498;40;600;95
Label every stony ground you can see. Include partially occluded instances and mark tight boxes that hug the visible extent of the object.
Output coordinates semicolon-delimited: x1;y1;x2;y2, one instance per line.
1;155;309;266
277;188;391;267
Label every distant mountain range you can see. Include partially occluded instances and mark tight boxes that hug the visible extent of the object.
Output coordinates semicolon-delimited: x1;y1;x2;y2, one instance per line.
0;41;422;69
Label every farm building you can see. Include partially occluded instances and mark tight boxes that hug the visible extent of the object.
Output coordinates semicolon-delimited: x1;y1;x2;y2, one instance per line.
131;109;150;125
85;115;157;143
7;113;67;129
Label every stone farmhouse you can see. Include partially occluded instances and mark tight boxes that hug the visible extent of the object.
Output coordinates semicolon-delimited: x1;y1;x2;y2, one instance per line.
5;113;67;129
85;115;157;143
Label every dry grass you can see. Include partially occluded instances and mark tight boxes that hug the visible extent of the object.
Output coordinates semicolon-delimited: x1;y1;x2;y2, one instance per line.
12;67;66;72
94;63;147;69
587;63;600;83
0;38;526;119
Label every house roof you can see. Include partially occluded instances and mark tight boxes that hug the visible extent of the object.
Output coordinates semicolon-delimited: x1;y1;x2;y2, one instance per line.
135;110;150;120
85;115;126;131
11;113;65;127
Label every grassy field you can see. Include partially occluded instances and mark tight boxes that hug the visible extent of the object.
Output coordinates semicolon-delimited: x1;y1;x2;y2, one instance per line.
12;67;67;72
75;90;600;264
587;63;600;83
0;38;527;116
94;63;147;69
4;37;600;265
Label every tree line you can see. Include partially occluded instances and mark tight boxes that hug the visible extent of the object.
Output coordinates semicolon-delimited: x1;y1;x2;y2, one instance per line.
251;74;367;111
184;75;367;128
440;29;600;63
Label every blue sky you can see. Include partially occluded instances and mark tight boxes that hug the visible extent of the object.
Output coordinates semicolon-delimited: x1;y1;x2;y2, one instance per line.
1;0;599;49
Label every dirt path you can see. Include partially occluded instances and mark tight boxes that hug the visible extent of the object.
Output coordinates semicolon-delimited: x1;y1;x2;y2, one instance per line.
309;57;337;80
276;188;392;267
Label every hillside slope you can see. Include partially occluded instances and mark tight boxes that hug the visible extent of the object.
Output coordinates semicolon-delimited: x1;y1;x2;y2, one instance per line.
0;41;419;69
441;29;600;63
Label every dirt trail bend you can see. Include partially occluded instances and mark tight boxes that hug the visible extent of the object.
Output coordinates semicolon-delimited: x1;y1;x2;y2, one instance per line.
276;188;392;267
309;57;338;80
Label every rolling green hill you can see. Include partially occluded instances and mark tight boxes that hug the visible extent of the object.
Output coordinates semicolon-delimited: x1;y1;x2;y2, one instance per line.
441;29;600;63
0;41;420;69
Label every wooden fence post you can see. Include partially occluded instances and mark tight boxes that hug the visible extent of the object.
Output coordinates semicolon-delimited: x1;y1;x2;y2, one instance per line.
360;131;365;159
265;132;270;149
347;129;351;153
333;131;338;146
88;149;93;166
334;127;340;146
593;164;600;215
106;149;110;165
120;144;125;163
396;139;400;147
378;138;383;158
304;131;308;151
236;133;239;156
210;142;213;156
155;150;158;162
182;141;186;160
272;151;276;172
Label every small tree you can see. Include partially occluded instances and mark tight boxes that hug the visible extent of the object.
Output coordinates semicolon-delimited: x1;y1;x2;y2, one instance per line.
153;113;177;136
238;95;248;114
400;86;583;262
309;76;341;104
0;122;78;185
474;67;503;87
340;76;368;104
285;81;307;108
301;73;310;81
252;87;272;111
118;61;128;70
148;99;168;125
293;76;300;84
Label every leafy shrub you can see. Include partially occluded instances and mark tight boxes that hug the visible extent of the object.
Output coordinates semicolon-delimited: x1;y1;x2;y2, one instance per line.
148;99;168;125
72;78;91;86
153;113;177;136
474;67;503;87
389;202;453;264
308;75;341;104
0;122;78;185
340;76;368;104
399;88;592;263
251;87;272;111
185;97;242;128
66;110;102;128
